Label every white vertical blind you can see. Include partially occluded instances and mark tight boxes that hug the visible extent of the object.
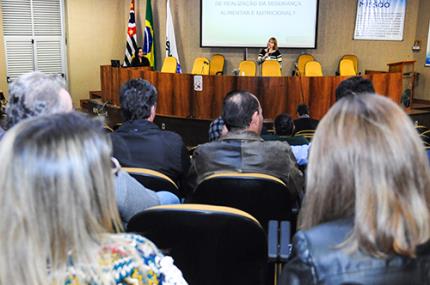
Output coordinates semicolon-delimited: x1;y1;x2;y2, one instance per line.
5;39;33;79
33;0;62;36
1;0;32;36
1;0;67;81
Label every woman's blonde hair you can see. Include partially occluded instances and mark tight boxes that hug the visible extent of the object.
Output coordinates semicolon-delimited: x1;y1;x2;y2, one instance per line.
300;94;430;257
268;37;278;50
0;112;123;284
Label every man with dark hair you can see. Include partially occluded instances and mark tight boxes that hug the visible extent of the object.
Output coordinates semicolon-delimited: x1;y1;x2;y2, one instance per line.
111;78;190;195
263;113;308;146
335;76;375;101
293;104;319;133
188;90;304;198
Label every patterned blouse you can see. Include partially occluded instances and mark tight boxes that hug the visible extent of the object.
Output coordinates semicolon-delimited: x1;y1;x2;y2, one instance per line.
257;48;282;65
64;233;187;285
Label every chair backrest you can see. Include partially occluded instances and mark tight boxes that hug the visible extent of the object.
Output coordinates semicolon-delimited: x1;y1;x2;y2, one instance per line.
191;171;294;227
339;59;357;76
209;54;225;75
191;57;210;75
122;167;181;196
341;54;359;74
127;204;268;285
262;60;282;77
295;54;315;76
416;125;429;134
160;56;177;73
238;60;257;76
304;61;323;77
294;129;316;141
103;125;114;133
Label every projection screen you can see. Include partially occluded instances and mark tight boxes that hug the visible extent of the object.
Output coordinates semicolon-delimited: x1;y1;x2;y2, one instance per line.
201;0;319;48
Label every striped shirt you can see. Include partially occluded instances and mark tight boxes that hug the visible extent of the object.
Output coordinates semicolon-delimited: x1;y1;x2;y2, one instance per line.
257;48;282;64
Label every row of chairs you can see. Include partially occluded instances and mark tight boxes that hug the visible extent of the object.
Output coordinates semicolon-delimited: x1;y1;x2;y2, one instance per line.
124;168;294;284
123;167;295;225
160;53;359;77
293;54;359;77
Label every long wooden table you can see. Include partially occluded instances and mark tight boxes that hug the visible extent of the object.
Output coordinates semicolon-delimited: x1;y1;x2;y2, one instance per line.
100;65;402;120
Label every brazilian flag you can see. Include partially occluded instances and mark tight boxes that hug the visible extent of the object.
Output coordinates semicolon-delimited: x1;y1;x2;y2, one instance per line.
143;0;156;69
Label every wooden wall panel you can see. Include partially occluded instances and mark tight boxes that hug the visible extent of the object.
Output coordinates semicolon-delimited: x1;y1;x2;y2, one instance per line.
100;65;112;104
213;75;236;117
369;73;388;98
237;76;260;100
261;77;288;119
386;72;403;104
100;67;404;121
309;77;334;120
173;73;192;117
156;73;175;115
142;70;158;86
192;75;215;119
110;67;120;106
286;77;310;119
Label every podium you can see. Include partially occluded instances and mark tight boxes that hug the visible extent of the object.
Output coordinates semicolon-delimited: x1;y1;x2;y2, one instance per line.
100;66;152;106
387;61;416;105
99;65;402;120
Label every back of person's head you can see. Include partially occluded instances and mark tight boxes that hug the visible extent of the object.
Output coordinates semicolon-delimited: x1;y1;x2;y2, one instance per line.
222;90;262;132
300;94;430;258
0;112;122;284
120;78;158;121
274;113;294;136
335;76;375;101
208;116;227;141
6;71;73;127
296;104;309;116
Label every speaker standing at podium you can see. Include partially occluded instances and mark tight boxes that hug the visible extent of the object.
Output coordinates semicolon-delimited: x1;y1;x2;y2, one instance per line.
131;47;150;67
257;37;282;65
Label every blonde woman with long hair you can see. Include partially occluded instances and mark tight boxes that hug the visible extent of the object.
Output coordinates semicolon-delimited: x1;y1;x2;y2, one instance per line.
281;94;430;284
0;112;187;285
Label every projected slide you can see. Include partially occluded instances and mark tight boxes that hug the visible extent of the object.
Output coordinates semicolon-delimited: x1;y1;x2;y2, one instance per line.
201;0;319;48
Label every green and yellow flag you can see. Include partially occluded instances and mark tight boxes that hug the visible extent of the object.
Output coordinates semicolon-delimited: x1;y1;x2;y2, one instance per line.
143;0;156;69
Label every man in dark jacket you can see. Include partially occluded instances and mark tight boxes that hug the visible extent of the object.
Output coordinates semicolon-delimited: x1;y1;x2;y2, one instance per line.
188;90;304;198
111;79;190;195
293;104;319;133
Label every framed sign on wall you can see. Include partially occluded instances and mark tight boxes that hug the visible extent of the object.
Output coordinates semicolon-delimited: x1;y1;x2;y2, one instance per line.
354;0;407;41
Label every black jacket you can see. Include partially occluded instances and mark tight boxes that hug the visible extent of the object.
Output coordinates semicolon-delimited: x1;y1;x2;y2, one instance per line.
188;130;304;198
131;56;150;67
281;219;430;285
293;117;319;133
111;120;190;192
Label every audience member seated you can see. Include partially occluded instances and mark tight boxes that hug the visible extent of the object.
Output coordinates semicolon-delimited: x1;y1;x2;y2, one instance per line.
293;104;319;133
111;79;190;193
335;75;375;101
281;94;430;284
0;112;187;284
5;71;177;225
5;71;73;129
208;116;228;141
188;90;304;198
264;113;310;166
263;113;309;145
112;157;180;226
